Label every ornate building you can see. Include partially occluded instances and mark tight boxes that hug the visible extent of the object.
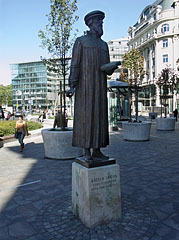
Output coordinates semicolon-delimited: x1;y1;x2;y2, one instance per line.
128;0;179;114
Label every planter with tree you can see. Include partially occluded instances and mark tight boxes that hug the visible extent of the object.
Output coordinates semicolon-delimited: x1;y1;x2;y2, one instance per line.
121;49;152;141
39;0;83;159
156;66;179;131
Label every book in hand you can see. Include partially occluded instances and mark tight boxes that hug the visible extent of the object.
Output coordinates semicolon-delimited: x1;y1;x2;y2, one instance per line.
100;61;121;72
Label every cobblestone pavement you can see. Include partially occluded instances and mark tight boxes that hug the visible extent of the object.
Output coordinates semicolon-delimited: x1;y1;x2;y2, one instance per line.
0;121;179;240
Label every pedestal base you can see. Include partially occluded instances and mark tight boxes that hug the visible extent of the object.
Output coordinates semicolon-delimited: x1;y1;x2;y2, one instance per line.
72;162;121;228
75;157;116;168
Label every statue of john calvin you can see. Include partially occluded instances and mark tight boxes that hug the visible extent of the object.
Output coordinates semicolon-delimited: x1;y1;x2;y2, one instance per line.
67;10;120;161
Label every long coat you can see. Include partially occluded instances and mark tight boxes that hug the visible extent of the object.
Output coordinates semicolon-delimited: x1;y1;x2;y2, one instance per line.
69;32;110;148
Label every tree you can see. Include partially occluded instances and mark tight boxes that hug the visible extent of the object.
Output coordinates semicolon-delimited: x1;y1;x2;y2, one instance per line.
121;49;145;121
38;0;79;130
156;66;179;117
0;85;12;107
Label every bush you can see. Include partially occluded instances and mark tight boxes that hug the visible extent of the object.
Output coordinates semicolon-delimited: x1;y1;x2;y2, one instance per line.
0;120;42;136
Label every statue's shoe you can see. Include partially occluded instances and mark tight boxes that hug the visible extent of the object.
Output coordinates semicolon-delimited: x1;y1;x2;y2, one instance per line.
92;152;109;161
83;154;92;161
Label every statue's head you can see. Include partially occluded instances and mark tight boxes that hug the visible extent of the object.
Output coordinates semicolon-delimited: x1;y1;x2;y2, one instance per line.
84;10;105;37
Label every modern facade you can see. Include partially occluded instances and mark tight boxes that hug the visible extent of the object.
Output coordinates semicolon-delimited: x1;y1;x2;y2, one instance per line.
108;36;129;80
128;0;179;114
10;60;61;111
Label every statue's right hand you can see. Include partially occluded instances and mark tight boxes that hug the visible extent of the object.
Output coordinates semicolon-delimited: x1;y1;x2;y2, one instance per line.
66;87;75;98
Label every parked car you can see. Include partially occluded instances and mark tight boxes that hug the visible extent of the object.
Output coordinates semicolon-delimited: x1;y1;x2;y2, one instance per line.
15;111;24;117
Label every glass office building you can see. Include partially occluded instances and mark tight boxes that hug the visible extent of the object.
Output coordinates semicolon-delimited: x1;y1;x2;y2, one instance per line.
10;61;60;111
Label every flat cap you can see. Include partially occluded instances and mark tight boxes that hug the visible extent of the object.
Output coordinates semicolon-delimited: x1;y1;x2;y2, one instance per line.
84;10;105;26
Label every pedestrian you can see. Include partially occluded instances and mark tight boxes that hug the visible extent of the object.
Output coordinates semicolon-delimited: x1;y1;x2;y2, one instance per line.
53;110;68;128
67;10;120;161
38;114;43;122
0;109;5;121
15;115;29;152
4;110;8;120
173;108;178;122
43;111;46;120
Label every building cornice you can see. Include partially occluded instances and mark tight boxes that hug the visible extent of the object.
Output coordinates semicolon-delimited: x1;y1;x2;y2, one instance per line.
128;15;179;46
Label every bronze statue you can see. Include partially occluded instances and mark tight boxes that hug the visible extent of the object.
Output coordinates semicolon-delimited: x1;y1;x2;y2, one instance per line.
67;10;120;161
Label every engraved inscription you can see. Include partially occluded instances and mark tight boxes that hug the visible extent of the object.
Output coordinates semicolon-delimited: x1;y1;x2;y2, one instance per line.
90;174;118;191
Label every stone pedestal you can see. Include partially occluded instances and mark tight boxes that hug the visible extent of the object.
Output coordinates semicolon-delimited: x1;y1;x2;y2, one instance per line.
72;162;121;228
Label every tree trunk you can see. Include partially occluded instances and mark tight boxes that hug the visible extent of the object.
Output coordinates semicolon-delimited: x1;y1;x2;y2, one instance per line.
128;88;131;121
160;87;162;118
60;81;63;122
135;86;138;121
62;56;66;131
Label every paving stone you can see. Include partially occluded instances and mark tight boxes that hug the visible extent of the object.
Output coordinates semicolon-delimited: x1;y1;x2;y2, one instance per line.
0;214;11;228
0;123;178;239
162;212;179;230
8;221;37;239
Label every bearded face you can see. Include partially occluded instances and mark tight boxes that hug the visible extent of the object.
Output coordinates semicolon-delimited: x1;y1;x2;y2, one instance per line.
90;17;103;37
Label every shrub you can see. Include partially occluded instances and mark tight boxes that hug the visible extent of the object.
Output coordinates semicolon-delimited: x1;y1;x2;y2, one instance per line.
0;120;42;136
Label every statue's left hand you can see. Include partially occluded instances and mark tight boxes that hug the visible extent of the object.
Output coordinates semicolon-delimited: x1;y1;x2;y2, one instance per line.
66;87;75;98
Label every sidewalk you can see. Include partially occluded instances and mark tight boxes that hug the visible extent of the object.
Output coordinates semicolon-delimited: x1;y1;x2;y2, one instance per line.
0;121;179;240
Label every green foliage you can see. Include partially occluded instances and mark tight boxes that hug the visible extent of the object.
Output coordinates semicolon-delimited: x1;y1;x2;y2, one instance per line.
38;0;79;130
121;49;145;86
156;66;179;90
38;0;79;60
26;121;43;131
156;66;179;117
0;120;42;136
0;85;12;107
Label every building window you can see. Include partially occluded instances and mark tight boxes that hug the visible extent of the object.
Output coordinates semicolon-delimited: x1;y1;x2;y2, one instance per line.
154;13;156;21
163;54;168;63
161;24;169;33
163;39;168;48
144;7;151;17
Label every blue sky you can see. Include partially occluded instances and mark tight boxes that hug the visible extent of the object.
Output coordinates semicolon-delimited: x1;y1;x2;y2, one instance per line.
0;0;154;85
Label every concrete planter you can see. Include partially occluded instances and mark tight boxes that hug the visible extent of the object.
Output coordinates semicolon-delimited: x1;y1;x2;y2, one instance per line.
41;128;83;159
156;117;175;131
122;121;152;141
